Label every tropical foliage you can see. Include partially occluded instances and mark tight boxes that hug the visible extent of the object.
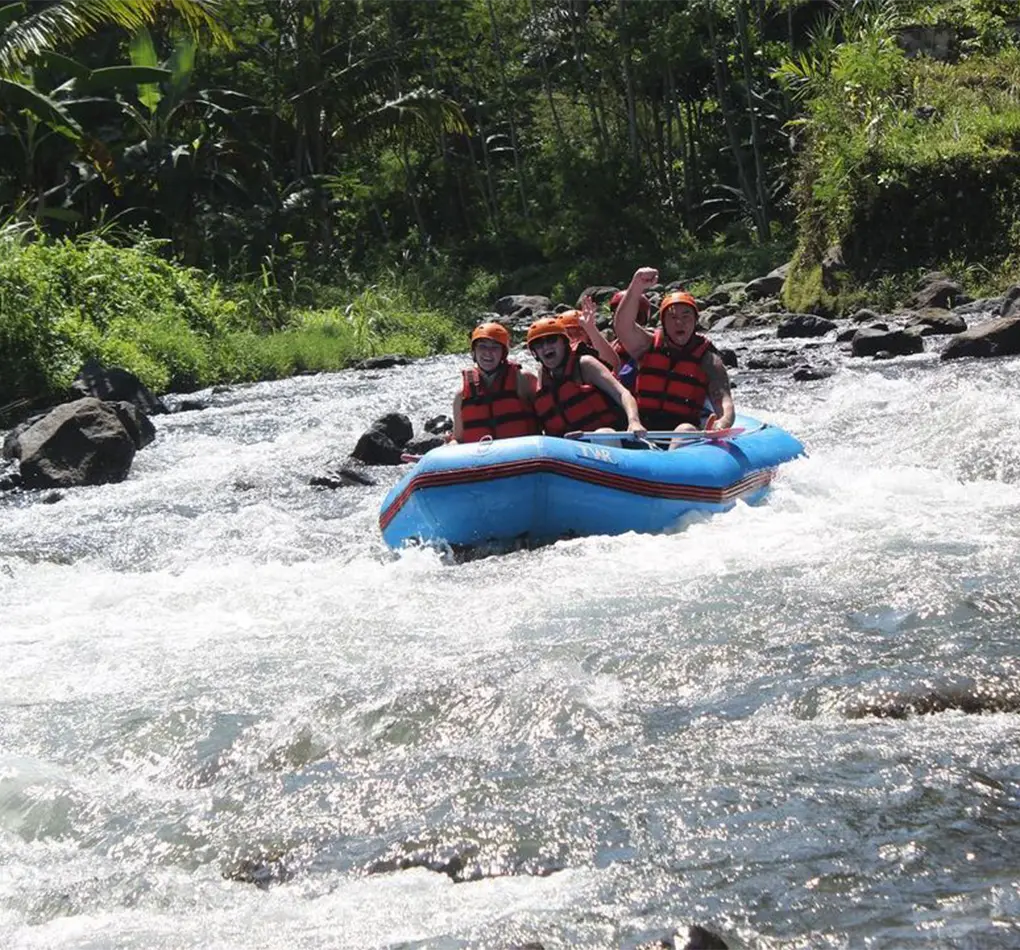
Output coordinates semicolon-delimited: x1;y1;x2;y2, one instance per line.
1;0;1019;407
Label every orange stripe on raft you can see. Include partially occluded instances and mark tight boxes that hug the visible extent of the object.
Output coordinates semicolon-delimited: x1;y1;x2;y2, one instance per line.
378;457;774;531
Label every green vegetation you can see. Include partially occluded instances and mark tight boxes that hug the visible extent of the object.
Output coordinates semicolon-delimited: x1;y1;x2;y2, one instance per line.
1;0;1020;413
780;0;1020;311
0;228;466;411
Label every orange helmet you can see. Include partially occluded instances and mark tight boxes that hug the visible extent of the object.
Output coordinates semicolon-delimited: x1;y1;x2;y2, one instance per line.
659;291;699;319
557;309;585;341
470;322;510;350
609;291;652;321
526;317;568;346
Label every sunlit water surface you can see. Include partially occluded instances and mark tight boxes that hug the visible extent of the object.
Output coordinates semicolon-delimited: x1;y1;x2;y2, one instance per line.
3;325;1020;949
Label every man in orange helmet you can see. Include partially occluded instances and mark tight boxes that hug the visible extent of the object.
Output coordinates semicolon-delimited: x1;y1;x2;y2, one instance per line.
451;322;540;444
613;267;734;436
526;316;645;439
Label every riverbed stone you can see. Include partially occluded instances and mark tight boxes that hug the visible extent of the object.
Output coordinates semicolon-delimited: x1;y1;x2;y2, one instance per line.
776;314;837;338
940;316;1020;360
851;328;924;358
899;308;967;335
12;398;144;489
349;355;412;371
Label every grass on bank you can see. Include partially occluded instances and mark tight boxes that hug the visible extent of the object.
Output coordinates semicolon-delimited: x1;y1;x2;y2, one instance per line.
0;229;469;413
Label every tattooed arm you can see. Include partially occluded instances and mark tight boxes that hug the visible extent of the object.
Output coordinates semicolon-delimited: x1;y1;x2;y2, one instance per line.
703;350;735;430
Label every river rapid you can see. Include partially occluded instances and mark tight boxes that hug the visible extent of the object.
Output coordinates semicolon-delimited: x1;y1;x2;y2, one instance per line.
2;321;1020;949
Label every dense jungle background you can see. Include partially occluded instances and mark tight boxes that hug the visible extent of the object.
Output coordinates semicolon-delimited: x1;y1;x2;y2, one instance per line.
2;0;1019;413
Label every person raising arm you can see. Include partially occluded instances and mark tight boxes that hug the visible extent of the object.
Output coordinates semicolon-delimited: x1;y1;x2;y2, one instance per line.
615;266;734;437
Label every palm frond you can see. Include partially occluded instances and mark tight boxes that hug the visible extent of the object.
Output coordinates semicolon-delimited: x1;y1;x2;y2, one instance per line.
0;0;229;78
345;86;468;150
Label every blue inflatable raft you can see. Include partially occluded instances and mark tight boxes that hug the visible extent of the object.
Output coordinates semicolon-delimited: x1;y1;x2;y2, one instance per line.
379;414;803;550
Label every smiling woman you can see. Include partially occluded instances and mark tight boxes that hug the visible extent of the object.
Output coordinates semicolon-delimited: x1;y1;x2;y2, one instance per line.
450;321;539;444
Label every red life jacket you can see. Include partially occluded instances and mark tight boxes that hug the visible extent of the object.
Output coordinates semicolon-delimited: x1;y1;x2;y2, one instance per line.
635;329;711;428
533;349;621;437
460;361;540;442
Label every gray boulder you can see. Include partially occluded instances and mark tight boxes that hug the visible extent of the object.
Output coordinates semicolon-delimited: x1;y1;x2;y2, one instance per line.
940;317;1020;360
10;398;149;489
350;412;414;465
899;308;967;336
851;328;924;358
493;295;553;319
776;314;837;338
908;278;971;311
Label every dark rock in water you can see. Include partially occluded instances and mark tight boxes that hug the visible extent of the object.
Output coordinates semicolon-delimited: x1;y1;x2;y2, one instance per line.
941;316;1020;360
349;355;412;371
712;312;769;331
746;351;796;370
717;348;738;369
11;398;147;488
900;308;967;336
953;296;1002;316
310;464;377;489
792;362;836;382
776;313;837;338
873;350;895;360
0;469;23;492
841;680;1020;719
169;398;207;413
371;412;413;447
222;852;294;890
633;925;729;950
367;844;479;882
41;491;64;504
679;924;729;949
835;326;857;343
70;358;167;414
851;328;924;358
350;428;403;465
424;414;453;435
851;307;883;324
404;434;445;456
109;402;156;450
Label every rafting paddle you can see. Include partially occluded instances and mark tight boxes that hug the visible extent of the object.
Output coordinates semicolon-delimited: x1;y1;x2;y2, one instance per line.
565;426;748;442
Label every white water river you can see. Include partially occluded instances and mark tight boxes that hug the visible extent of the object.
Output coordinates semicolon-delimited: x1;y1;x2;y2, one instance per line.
2;323;1020;948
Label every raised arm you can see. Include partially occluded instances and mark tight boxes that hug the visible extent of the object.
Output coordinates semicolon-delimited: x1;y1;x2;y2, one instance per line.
580;356;646;436
578;295;620;371
613;267;657;361
703;350;735;430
